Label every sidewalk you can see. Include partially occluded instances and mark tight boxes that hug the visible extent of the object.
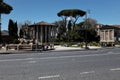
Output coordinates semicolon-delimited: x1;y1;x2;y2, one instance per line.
53;46;83;51
53;45;101;51
0;47;24;54
0;46;102;54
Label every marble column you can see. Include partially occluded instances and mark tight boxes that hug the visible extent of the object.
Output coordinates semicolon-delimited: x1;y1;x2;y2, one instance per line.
108;30;110;42
40;26;43;44
45;26;47;43
104;30;106;41
48;26;51;42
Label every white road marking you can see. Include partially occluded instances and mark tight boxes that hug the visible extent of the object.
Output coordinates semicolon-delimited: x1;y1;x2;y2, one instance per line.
80;71;95;75
107;52;113;54
28;61;36;63
37;52;120;60
37;53;45;54
38;75;60;79
0;58;34;62
110;68;120;71
26;58;33;59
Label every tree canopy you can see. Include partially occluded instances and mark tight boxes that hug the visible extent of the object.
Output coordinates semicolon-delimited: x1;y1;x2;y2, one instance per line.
8;19;18;40
0;0;13;14
57;9;86;31
54;19;100;43
0;0;13;43
57;9;86;17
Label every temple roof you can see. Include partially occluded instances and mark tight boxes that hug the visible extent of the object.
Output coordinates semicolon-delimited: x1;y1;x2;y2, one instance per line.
29;21;56;27
100;25;120;29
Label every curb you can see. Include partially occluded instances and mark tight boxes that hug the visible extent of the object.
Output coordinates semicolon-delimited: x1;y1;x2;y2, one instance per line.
0;47;115;54
0;48;99;54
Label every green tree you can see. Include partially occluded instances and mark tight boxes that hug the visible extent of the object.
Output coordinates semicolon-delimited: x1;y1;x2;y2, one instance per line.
67;20;72;31
8;19;18;41
19;28;24;38
77;21;100;42
0;0;13;43
57;9;86;31
14;21;18;39
18;20;32;39
0;0;13;14
8;19;14;36
54;20;66;41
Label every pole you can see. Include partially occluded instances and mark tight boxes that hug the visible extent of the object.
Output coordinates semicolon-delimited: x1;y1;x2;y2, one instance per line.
0;1;2;39
0;1;2;43
85;13;87;49
0;13;1;43
84;11;89;49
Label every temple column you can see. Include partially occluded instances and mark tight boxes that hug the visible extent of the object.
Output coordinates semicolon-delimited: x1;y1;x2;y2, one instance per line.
104;30;106;42
50;26;52;42
53;27;55;41
48;26;51;42
37;26;40;42
54;27;56;42
51;27;53;42
36;25;39;44
33;27;35;39
108;30;110;42
45;26;47;43
40;26;43;44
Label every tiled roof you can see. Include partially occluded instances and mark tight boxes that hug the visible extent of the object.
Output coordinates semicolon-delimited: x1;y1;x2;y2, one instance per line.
29;21;56;27
100;25;120;29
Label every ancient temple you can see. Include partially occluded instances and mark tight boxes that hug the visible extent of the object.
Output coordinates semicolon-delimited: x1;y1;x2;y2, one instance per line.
28;21;57;44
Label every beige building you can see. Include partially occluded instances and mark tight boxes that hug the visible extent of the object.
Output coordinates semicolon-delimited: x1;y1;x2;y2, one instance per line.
96;24;120;46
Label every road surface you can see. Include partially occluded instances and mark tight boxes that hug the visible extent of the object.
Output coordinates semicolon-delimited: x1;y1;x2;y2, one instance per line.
0;48;120;80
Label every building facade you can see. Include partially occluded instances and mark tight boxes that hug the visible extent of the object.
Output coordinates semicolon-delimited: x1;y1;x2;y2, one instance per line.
28;21;57;44
96;24;120;46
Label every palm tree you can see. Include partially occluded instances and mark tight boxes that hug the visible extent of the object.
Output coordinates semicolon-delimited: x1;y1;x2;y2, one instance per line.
0;0;13;43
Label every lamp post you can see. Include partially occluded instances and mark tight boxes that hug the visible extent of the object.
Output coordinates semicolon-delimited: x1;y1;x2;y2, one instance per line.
84;10;89;49
84;14;88;49
0;14;1;43
0;0;2;43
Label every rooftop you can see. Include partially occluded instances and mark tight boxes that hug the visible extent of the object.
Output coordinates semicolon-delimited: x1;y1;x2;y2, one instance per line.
29;21;56;27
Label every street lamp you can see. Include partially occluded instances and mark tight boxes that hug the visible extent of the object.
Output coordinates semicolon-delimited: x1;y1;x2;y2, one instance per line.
84;10;89;49
0;14;1;43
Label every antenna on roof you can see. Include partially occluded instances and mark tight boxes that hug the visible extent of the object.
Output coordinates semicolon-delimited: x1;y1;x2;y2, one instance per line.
87;9;91;18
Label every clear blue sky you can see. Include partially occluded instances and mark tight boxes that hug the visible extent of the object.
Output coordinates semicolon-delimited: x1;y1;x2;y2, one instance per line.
1;0;120;30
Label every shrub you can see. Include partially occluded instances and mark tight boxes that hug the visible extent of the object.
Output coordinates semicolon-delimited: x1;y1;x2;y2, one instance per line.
13;39;20;44
89;42;100;46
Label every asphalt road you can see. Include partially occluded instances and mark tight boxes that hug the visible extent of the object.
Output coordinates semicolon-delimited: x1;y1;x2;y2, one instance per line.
0;48;120;80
